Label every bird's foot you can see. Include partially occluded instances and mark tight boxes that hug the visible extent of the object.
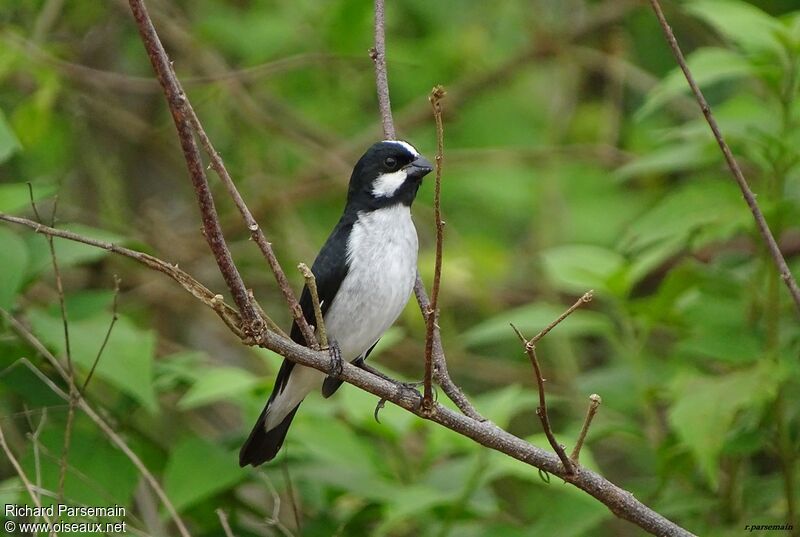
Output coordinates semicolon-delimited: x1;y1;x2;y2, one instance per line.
326;339;343;379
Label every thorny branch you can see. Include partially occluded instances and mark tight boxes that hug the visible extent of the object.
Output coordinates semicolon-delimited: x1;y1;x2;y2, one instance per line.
648;0;800;316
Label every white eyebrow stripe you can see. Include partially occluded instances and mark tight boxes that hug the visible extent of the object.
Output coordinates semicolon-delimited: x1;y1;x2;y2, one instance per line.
371;169;408;197
383;140;419;157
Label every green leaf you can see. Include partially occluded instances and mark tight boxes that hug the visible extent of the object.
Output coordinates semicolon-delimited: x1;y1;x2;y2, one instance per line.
463;302;612;347
540;244;628;296
685;1;784;55
615;142;717;180
178;366;259;409
163;438;246;512
472;385;536;429
21;418;140;509
0;227;27;309
0;182;56;212
25;223;124;274
0;108;21;163
637;47;751;119
620;180;746;254
668;362;782;487
28;308;158;412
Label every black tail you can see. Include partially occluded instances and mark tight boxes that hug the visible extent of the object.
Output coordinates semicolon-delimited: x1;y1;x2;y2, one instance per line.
239;403;300;467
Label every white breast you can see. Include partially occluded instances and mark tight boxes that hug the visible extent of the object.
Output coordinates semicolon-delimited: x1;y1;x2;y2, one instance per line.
324;204;419;360
264;204;418;426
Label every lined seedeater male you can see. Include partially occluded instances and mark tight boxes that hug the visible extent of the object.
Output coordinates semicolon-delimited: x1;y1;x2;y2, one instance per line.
239;140;432;466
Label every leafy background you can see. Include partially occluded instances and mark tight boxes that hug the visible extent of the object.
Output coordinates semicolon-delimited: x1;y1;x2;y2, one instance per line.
1;0;800;536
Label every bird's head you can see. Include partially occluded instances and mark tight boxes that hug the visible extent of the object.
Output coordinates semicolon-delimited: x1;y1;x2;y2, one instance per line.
346;140;433;210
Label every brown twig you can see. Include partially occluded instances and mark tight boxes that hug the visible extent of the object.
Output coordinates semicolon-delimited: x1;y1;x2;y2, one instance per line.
0;213;244;337
422;85;447;414
298;263;327;348
414;277;484;420
530;291;593;345
371;0;395;139
185;99;316;347
128;0;261;336
648;0;800;315
571;394;602;463
510;324;574;475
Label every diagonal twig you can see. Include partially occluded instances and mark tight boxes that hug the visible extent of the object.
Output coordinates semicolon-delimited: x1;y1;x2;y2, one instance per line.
81;275;121;393
128;0;261;336
648;0;800;315
185;99;316;347
511;324;574;475
0;213;244;337
530;290;593;345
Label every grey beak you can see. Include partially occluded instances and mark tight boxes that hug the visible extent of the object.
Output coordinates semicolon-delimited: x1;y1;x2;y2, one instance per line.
406;156;433;178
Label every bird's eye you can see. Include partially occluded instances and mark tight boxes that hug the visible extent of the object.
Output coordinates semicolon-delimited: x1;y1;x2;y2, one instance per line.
384;157;397;170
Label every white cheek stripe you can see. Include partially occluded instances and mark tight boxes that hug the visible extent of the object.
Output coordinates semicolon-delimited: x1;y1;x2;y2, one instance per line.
372;169;408;197
383;140;419;157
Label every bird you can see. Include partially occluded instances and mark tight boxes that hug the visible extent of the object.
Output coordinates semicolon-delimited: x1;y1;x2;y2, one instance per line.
239;140;433;467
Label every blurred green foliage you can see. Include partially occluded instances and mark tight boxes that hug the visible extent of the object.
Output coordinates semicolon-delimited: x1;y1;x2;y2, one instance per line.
1;0;799;536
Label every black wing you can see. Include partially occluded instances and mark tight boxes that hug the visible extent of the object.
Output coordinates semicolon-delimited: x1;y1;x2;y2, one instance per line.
271;216;354;394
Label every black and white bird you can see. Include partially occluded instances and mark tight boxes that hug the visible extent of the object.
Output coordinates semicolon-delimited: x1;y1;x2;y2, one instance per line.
239;140;433;467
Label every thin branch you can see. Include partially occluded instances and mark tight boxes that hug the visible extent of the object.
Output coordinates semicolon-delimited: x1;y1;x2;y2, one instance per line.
298;263;327;348
127;0;261;335
511;324;574;475
0;213;244;338
530;290;593;345
185;100;315;347
414;276;484;420
0;310;193;537
422;85;447;414
371;0;395;139
0;423;52;526
216;509;236;537
648;0;800;315
23;405;47;519
571;394;602;463
81;275;121;392
256;470;298;537
28;186;77;506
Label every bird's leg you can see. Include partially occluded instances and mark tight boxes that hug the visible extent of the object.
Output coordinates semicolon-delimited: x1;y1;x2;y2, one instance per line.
326;339;343;379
